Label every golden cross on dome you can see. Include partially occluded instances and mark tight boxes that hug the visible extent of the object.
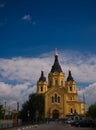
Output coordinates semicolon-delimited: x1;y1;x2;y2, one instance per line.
54;48;58;56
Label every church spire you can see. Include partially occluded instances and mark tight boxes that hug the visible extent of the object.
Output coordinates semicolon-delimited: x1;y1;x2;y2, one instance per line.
38;70;46;82
54;48;58;57
67;69;74;81
51;50;62;73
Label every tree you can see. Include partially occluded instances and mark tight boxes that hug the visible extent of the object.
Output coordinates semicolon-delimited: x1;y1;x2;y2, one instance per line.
20;93;44;122
87;102;96;119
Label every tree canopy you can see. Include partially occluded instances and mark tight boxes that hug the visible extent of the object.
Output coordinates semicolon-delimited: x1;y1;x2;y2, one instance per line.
87;102;96;119
20;93;44;122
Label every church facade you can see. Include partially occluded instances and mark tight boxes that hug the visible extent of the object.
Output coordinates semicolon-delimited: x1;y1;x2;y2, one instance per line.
36;52;85;119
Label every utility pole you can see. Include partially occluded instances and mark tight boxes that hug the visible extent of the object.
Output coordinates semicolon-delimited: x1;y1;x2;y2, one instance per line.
17;102;19;112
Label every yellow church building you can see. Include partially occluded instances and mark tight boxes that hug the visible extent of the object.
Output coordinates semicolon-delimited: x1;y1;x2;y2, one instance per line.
36;52;85;119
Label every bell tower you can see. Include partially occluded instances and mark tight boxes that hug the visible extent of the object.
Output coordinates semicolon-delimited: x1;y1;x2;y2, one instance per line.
65;70;78;115
48;51;65;88
65;70;77;94
37;71;47;94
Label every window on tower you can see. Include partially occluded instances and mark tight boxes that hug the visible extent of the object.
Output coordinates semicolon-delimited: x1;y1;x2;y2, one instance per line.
70;86;72;91
41;86;43;91
61;80;63;86
55;80;58;86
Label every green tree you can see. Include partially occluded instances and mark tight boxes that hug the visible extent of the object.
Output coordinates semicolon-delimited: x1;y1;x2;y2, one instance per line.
20;93;44;122
87;102;96;119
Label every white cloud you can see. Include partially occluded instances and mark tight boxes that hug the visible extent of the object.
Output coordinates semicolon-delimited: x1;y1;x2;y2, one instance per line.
22;14;37;25
0;54;92;83
0;81;36;110
78;82;96;109
59;51;96;83
0;50;96;109
22;14;31;22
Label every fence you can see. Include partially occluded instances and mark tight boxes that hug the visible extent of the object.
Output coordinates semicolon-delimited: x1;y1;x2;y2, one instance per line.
0;119;22;129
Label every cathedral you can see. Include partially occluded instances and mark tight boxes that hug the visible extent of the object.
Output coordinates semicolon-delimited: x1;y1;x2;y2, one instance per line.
36;51;85;119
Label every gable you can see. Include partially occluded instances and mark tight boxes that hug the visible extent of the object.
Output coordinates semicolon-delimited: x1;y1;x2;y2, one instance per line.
45;87;65;96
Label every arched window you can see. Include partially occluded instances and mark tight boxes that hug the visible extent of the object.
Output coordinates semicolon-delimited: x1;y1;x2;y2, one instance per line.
52;96;54;103
70;86;72;91
58;96;60;103
41;86;43;91
61;80;63;86
51;94;60;103
55;80;58;86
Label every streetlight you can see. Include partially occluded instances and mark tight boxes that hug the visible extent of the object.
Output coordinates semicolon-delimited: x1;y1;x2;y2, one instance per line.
4;101;7;120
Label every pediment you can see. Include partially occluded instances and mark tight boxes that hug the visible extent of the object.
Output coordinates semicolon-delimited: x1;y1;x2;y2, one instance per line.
45;87;65;96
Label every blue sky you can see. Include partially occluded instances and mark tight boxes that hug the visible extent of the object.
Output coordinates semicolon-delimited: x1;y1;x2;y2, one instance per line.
0;0;96;110
0;0;96;57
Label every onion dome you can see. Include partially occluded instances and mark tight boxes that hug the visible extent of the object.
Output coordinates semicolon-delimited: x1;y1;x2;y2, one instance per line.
67;70;74;81
38;71;46;82
51;51;62;73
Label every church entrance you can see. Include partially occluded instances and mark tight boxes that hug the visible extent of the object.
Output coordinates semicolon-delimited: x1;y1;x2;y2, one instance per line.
52;110;59;119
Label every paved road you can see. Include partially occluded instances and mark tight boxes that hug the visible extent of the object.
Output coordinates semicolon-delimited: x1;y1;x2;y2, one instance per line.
7;121;95;130
32;122;94;130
